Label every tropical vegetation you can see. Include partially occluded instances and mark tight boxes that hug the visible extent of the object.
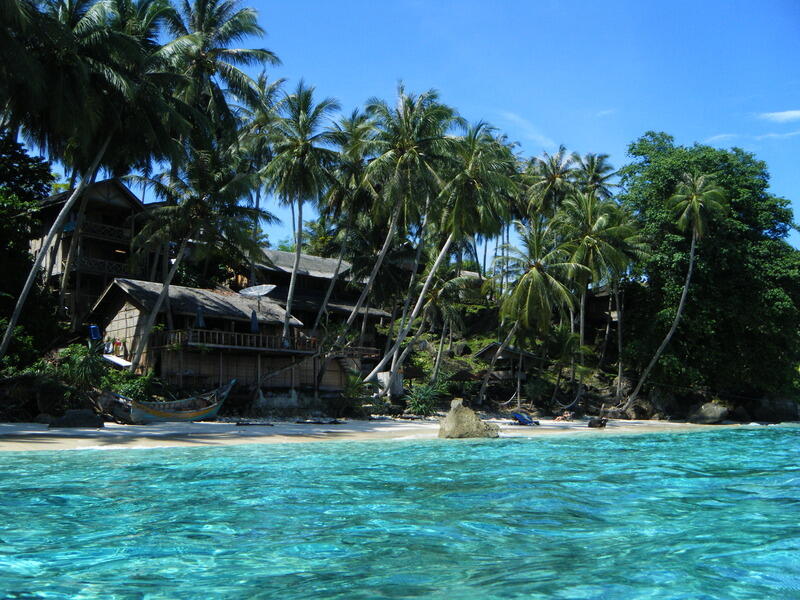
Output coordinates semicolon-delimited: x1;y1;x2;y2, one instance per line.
1;0;799;420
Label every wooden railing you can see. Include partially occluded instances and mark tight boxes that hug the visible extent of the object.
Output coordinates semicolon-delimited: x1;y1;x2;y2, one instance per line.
81;220;132;240
70;256;130;277
150;328;318;353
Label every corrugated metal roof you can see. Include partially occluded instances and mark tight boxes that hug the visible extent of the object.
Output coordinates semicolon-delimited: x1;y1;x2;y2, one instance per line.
258;249;352;280
106;279;302;326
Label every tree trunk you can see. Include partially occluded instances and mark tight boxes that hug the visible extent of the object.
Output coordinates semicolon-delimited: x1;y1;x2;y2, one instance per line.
282;200;303;340
311;244;345;337
624;232;697;409
334;201;402;347
516;351;523;410
478;321;519;404
382;306;397;356
364;232;453;382
614;283;624;400
597;294;613;370
381;305;431;397
249;187;261;286
129;234;193;372
359;298;370;348
0;137;110;362
431;319;447;383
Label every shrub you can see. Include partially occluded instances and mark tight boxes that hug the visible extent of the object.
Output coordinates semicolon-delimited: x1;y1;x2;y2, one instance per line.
406;379;450;416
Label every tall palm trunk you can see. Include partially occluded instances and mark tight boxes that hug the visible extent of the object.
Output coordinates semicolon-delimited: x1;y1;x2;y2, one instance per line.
334;201;403;347
249;187;261;286
431;319;448;383
478;321;518;404
311;244;345;336
283;200;303;340
0;137;111;362
364;232;454;382
380;305;431;397
597;294;613;370
624;232;697;409
390;207;429;373
129;233;194;372
614;283;624;399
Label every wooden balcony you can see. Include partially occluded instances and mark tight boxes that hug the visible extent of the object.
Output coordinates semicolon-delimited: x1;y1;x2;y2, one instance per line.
68;256;131;277
63;220;132;241
150;328;319;354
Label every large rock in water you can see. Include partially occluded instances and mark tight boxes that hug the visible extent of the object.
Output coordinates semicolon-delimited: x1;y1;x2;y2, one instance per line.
687;402;729;424
49;409;104;428
438;399;499;439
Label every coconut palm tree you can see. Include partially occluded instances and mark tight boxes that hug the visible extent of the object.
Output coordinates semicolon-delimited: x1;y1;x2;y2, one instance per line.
526;145;575;217
263;81;339;340
0;0;193;361
623;172;725;409
337;86;458;343
479;219;584;402
163;0;279;132
364;122;514;382
572;152;616;199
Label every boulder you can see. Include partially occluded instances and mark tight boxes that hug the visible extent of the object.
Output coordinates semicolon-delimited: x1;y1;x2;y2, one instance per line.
438;399;499;439
587;417;608;428
687;402;729;425
750;398;800;423
49;409;104;429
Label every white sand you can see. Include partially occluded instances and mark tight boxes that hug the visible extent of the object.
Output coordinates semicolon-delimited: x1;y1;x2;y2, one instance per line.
0;417;744;452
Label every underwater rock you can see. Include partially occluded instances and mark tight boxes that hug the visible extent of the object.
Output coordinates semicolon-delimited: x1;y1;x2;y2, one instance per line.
438;399;499;439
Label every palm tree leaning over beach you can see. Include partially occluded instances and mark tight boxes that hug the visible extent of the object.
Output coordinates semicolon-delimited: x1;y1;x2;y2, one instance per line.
0;0;192;361
264;81;339;341
364;121;514;383
622;172;725;410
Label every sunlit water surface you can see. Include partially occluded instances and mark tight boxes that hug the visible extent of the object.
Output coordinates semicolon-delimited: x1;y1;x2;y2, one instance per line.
1;427;799;599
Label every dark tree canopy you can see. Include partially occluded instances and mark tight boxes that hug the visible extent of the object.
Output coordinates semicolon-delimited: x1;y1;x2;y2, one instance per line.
0;131;61;368
619;131;800;399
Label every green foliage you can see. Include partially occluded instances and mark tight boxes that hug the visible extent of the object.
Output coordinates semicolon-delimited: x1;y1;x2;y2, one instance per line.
328;370;378;417
101;369;160;403
406;379;450;415
619;132;800;397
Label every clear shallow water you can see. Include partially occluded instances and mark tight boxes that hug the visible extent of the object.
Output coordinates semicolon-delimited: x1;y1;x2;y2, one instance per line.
0;428;799;599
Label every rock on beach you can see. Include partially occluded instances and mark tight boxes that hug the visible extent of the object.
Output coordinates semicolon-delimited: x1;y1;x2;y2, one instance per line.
438;399;499;439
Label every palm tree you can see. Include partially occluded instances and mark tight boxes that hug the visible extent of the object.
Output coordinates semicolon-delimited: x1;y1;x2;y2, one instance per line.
0;0;192;361
311;108;375;335
164;0;279;132
263;81;339;340
129;141;273;371
623;172;725;409
337;86;458;343
526;144;575;217
479;219;584;402
572;152;616;199
364;122;513;382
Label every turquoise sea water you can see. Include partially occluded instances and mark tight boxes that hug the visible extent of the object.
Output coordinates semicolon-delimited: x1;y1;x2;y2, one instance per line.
1;428;799;599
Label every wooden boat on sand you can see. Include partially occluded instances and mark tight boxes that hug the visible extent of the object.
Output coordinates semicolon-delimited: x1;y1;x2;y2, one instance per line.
96;379;236;424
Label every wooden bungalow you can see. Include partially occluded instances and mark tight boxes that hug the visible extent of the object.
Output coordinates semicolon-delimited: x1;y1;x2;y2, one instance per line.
32;179;150;325
90;278;357;392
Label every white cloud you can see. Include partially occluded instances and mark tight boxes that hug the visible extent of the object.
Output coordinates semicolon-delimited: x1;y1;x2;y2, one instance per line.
704;133;738;144
758;110;800;123
496;111;555;148
596;109;616;117
755;129;800;140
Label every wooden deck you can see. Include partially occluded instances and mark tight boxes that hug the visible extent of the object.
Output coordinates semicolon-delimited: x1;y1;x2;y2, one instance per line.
150;328;319;354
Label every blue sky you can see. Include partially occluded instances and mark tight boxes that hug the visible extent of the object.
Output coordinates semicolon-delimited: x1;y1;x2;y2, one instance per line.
253;0;800;245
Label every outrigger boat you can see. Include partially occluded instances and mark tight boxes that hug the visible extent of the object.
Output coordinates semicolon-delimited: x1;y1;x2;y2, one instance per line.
96;379;236;424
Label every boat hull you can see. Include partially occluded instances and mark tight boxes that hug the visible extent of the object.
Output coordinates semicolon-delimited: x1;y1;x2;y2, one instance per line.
130;400;223;424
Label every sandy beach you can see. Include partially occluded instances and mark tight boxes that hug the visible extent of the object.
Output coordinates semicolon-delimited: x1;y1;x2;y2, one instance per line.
0;417;749;452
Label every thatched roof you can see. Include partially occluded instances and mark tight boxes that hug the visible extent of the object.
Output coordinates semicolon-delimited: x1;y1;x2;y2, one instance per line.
257;249;353;280
93;279;302;326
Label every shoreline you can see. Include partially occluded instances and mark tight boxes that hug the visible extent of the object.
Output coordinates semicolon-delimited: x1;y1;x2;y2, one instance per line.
0;417;777;452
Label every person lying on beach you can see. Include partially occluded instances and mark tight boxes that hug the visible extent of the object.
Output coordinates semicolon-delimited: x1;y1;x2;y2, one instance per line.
554;411;574;422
